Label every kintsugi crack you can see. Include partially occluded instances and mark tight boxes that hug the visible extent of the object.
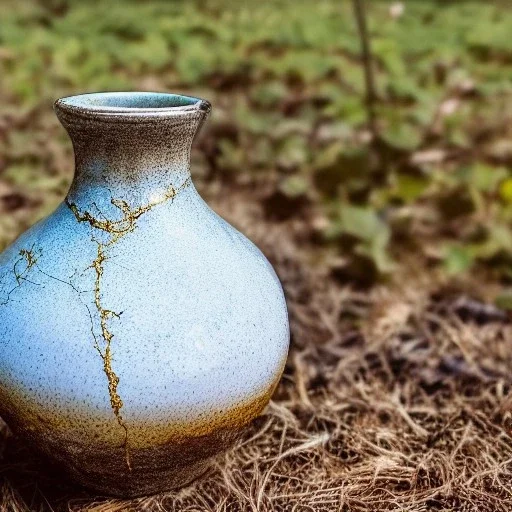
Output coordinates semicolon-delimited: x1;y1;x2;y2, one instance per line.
0;246;41;305
65;176;191;469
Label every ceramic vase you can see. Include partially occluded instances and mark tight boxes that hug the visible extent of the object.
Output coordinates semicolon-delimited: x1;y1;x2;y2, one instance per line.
0;92;289;497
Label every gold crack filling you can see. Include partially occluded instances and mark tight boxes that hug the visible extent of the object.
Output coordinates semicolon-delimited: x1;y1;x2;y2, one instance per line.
65;177;191;470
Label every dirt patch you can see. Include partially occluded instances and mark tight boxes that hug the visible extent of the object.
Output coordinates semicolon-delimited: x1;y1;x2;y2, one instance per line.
1;183;512;511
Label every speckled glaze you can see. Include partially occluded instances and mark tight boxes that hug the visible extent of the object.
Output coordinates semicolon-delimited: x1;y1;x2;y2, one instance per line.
0;92;289;497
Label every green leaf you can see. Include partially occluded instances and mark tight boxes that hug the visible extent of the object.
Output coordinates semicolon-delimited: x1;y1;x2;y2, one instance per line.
278;175;309;198
338;204;383;242
336;204;395;273
443;245;475;274
495;290;512;311
393;174;429;203
500;178;512;203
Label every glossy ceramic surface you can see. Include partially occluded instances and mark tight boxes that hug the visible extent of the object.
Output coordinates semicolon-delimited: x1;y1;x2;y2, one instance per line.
0;92;289;496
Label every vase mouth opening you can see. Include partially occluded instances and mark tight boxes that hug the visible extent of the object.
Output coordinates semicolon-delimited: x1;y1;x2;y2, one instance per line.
54;92;211;121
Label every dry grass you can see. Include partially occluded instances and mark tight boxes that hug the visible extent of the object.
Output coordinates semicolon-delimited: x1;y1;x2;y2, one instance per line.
2;183;512;511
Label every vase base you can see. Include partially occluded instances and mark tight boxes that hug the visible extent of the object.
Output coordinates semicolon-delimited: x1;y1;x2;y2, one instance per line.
54;426;242;498
0;379;281;498
71;456;213;498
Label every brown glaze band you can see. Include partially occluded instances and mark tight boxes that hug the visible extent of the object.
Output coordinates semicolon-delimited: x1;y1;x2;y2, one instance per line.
0;361;284;497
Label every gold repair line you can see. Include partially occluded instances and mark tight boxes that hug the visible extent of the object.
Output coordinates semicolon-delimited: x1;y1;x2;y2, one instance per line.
66;176;191;470
89;242;131;469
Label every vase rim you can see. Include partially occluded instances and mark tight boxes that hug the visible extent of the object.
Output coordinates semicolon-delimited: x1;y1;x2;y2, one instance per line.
54;91;211;121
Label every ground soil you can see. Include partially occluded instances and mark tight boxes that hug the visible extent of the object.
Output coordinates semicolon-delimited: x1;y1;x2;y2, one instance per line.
1;182;512;512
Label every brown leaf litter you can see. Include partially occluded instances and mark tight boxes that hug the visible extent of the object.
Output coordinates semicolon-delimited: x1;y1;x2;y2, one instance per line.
1;183;512;511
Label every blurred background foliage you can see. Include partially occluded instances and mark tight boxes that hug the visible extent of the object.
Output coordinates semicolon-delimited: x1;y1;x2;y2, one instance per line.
1;0;512;292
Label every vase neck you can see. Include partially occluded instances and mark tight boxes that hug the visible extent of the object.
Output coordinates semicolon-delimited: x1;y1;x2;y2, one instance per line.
55;92;211;213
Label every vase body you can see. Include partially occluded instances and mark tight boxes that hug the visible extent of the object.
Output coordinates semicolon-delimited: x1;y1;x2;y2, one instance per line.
0;92;289;497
